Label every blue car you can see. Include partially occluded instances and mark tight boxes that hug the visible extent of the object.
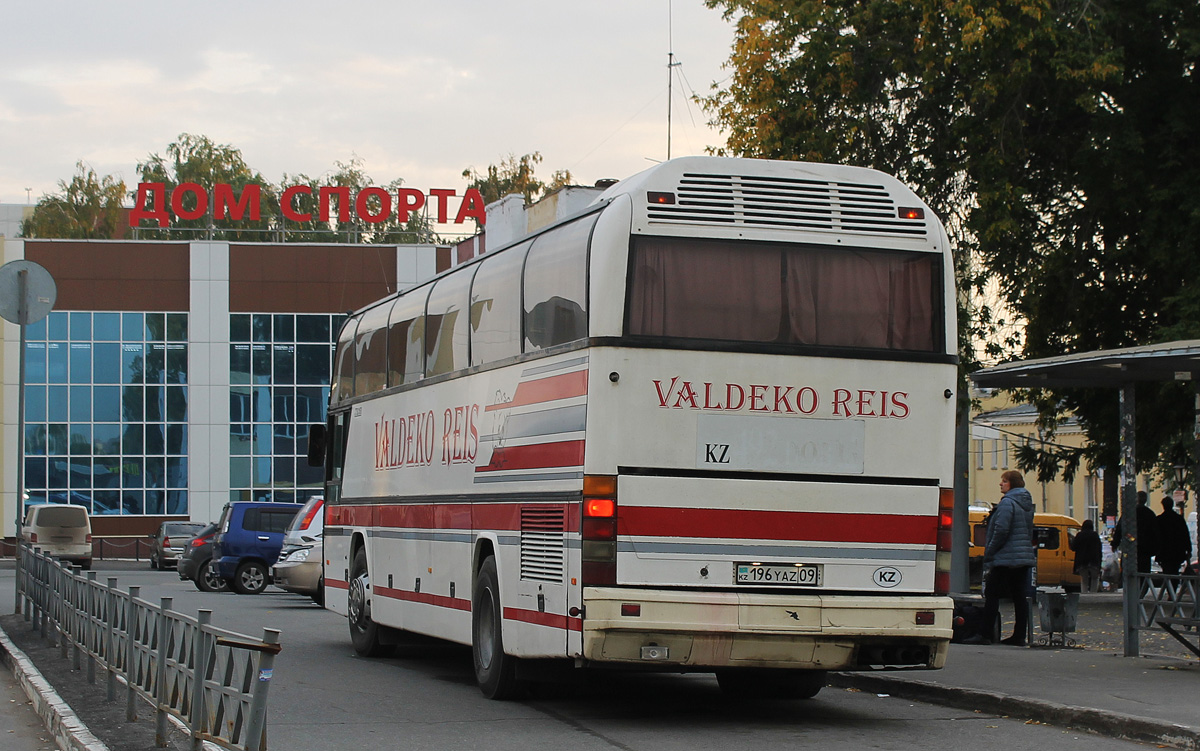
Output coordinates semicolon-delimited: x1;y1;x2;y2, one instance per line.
212;502;301;594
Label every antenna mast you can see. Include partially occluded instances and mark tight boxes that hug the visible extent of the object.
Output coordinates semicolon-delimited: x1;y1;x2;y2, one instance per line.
667;0;680;160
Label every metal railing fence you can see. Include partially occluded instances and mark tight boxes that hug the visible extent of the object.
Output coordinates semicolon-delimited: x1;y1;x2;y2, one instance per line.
16;544;281;751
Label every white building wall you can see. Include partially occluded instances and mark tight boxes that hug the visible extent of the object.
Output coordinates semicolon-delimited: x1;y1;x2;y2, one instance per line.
188;241;231;523
0;239;25;538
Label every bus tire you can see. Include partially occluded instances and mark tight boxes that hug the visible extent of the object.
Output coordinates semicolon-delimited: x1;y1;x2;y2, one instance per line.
715;668;826;700
349;549;391;657
472;556;523;700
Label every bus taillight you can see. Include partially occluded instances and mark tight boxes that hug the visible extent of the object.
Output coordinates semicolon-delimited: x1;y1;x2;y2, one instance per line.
582;475;617;586
935;487;954;595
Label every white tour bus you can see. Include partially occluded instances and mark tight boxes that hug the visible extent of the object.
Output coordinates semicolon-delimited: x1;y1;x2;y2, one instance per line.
311;156;958;700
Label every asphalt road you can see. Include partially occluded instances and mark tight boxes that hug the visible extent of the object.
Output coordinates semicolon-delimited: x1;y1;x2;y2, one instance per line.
0;561;1157;751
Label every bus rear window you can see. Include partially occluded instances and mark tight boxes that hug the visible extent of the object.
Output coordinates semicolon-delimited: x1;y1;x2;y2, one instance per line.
628;237;939;352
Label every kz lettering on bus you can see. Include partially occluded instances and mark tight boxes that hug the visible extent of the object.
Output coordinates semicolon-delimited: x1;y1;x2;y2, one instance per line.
652;377;909;419
374;405;481;471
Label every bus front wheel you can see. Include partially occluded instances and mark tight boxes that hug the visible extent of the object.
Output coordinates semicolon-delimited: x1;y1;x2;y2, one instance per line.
472;556;524;699
715;668;826;700
348;549;391;657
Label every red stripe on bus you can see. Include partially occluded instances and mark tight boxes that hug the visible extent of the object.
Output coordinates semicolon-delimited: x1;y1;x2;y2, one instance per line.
376;585;472;611
326;502;561;532
475;440;585;473
326;578;349;590
504;607;583;632
484;370;588;412
619;507;937;545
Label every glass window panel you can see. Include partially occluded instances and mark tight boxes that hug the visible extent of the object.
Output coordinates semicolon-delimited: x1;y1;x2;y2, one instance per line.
471;242;528;365
48;311;68;340
70;343;92;382
144;490;165;515
48;386;69;422
166;345;187;384
230;427;251;455
146;384;165;422
524;216;594;350
69;457;92;488
145;423;165;454
48;425;69;456
93;490;121;515
230;457;251;487
69;385;91;422
296;460;323;488
122;344;144;384
252;344;271;383
253;457;272;487
48;456;68;486
122;491;145;515
70;312;91;341
145;456;165;488
25;386;46;422
166;386;187;422
166;313;188;341
145;313;165;341
93;457;121;490
426;273;472;376
167;490;188;515
297;387;328;423
254;424;272;455
122;424;143;454
273;388;296;423
231;314;251;342
274;314;294;341
122;386;144;421
230;344;251;385
69;424;91;453
25;457;46;489
273;432;296;456
47;342;68;383
296;345;330;385
145;344;166;384
123;458;144;488
274;344;296;384
94;386;120;422
253;387;271;422
94;312;120;341
167;425;187;455
167;457;187;488
24;342;46;383
122;313;142;341
25;425;47;455
27;316;47;340
296;315;330;342
273;457;295;484
354;303;391;394
94;424;121;455
231;387;251;423
94;343;120;383
252;314;272;343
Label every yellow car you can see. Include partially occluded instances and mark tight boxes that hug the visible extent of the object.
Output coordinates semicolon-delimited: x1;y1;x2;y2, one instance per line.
968;507;1082;591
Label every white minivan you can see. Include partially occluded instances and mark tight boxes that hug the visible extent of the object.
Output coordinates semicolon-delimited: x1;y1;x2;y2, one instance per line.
22;504;93;568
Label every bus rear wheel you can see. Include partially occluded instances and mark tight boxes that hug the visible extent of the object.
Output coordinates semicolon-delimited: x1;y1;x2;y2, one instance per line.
472;556;524;699
715;668;826;700
349;549;391;657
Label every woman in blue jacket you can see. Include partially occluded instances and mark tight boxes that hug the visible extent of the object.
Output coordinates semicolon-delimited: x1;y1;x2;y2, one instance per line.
967;469;1037;646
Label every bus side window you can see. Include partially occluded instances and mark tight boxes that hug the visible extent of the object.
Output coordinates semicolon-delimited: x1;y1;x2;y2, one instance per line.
470;241;529;366
524;216;595;351
426;270;474;376
353;303;390;396
331;317;359;403
387;287;429;386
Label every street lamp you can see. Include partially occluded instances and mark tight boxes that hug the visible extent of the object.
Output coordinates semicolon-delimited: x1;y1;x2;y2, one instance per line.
1173;464;1188;512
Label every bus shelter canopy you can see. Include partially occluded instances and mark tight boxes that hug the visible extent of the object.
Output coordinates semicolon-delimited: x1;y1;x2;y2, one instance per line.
971;340;1200;389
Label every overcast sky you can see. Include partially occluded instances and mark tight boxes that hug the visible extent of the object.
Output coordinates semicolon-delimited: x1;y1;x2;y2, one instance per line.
0;1;735;217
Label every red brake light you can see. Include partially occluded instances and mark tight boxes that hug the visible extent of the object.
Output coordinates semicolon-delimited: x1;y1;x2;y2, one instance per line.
582;475;618;586
299;500;323;529
585;498;615;518
191;536;207;547
162;537;171;547
647;191;676;205
899;207;925;220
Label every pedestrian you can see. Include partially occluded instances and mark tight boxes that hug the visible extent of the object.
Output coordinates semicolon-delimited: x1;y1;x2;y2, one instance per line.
1156;496;1192;576
1113;491;1159;574
964;469;1036;646
1070;518;1103;592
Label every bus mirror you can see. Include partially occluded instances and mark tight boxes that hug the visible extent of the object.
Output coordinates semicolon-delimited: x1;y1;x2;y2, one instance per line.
307;424;327;467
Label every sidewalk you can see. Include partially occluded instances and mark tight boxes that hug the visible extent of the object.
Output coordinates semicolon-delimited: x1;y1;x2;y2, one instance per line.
832;592;1200;749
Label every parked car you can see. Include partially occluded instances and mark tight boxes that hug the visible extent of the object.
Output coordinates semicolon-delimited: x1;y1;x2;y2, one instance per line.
148;521;206;569
283;496;324;546
272;539;325;605
178;523;228;592
213;502;300;595
21;503;93;568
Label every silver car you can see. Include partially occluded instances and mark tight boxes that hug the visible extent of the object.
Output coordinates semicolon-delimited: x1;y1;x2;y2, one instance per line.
148;521;206;570
271;539;324;605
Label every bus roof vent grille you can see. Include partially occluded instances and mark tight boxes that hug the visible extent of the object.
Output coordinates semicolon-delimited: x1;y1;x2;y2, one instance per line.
646;172;928;237
521;506;565;583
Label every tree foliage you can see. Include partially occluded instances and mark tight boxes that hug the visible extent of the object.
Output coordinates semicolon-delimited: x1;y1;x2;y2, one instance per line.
462;152;572;206
702;0;1200;484
21;161;128;239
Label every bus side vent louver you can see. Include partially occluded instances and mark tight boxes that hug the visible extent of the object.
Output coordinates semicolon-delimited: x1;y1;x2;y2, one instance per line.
647;173;928;237
520;506;565;582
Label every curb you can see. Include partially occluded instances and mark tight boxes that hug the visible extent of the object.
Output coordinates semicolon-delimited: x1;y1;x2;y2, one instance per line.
829;671;1200;751
0;621;108;751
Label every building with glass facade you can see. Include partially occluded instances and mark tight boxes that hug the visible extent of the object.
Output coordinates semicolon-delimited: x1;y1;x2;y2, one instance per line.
1;236;446;541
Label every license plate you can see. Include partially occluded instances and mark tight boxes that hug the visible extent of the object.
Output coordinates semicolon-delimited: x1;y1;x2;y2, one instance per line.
736;563;822;586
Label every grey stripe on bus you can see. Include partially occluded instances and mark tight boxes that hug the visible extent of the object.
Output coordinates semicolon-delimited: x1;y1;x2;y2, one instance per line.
520;355;589;377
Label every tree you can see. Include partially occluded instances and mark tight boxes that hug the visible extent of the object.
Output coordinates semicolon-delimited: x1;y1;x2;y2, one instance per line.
21;162;127;239
701;0;1200;486
462;152;573;207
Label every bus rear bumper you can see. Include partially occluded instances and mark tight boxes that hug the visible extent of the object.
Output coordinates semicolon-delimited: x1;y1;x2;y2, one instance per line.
580;588;952;671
